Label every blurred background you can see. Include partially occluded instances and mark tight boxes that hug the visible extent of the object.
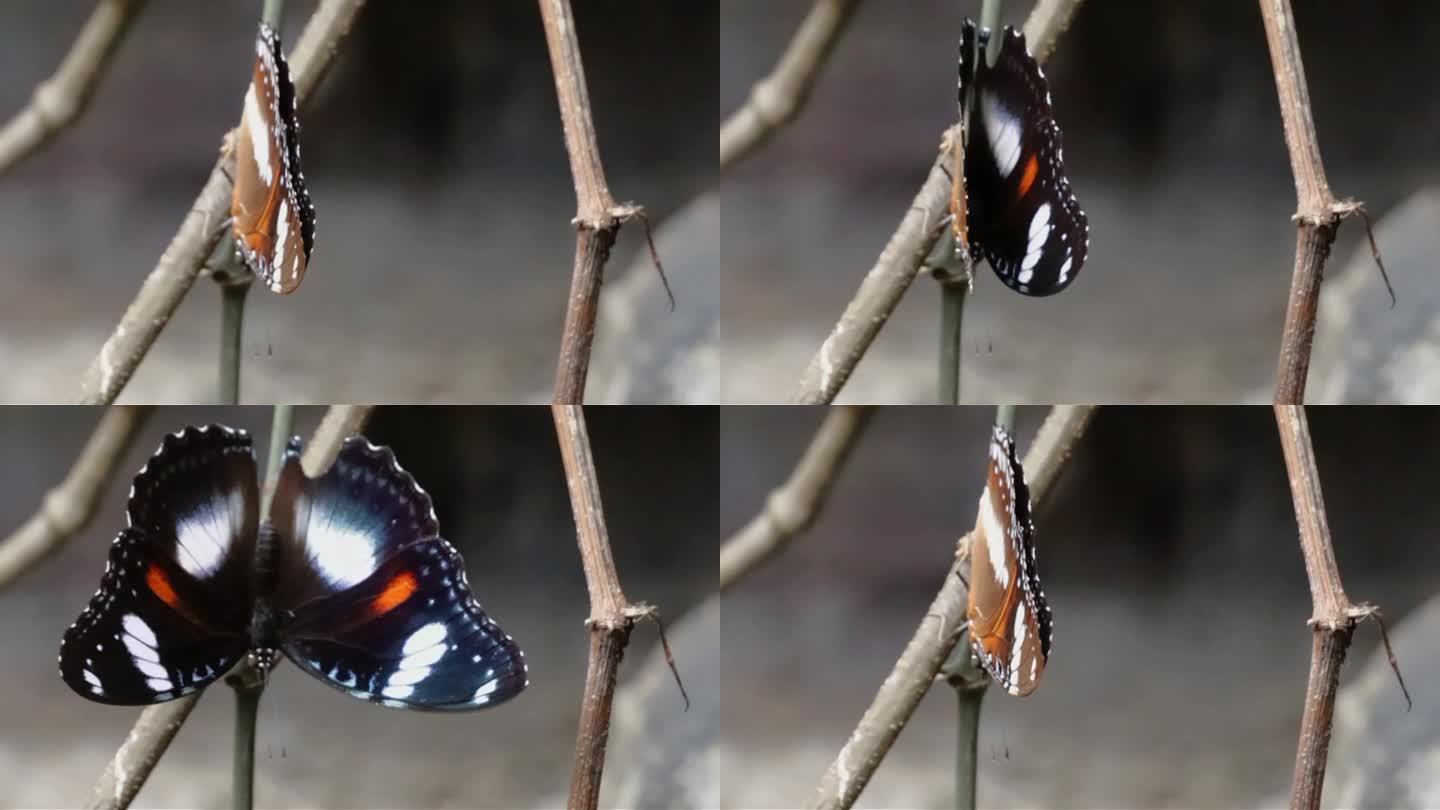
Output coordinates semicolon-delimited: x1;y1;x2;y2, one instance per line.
721;406;1440;808
0;406;717;808
721;2;1440;403
0;2;717;404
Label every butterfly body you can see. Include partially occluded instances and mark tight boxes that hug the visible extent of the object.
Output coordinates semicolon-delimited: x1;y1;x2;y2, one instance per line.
955;20;1087;296
966;425;1052;696
59;425;527;712
231;23;315;294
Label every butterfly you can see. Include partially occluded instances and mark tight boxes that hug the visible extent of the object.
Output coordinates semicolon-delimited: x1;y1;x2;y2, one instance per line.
952;19;1088;296
58;425;527;711
967;424;1052;696
231;23;316;295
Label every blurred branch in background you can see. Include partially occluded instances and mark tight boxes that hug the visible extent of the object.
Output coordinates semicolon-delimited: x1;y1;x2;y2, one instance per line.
0;0;148;179
552;404;680;810
790;0;1087;404
719;0;863;171
85;405;372;810
0;406;152;590
1273;405;1407;810
540;0;665;405
719;405;875;591
1259;0;1388;404
809;405;1094;810
76;0;368;405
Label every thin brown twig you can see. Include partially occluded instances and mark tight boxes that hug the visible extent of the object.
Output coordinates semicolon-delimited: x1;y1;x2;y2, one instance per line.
0;406;152;590
539;0;656;404
0;0;148;179
719;405;875;591
552;405;667;810
76;0;369;405
1259;0;1386;404
791;0;1086;404
809;405;1094;810
1273;405;1403;810
719;0;864;171
85;405;372;810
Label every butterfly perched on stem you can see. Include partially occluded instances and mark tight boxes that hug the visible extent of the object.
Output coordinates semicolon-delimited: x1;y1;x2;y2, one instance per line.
231;23;316;294
952;20;1087;296
58;425;527;711
967;424;1052;696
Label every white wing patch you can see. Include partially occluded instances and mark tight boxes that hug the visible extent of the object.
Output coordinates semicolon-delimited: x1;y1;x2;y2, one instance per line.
980;91;1022;177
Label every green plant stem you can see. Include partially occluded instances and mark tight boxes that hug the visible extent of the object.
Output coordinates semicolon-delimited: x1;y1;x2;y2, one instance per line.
262;0;285;29
994;405;1016;432
980;0;1003;66
263;405;294;512
946;647;989;810
939;281;968;403
232;680;261;810
219;282;248;403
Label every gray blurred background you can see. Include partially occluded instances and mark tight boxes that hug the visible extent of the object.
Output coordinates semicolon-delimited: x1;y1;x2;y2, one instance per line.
0;406;717;808
720;406;1440;808
0;2;716;404
721;2;1440;403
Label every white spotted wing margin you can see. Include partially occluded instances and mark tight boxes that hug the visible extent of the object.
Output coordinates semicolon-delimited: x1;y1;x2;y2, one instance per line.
58;528;252;704
279;537;529;711
966;424;1053;697
959;19;1088;296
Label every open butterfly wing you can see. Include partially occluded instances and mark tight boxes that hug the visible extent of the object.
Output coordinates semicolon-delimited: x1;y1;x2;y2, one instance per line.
960;21;1088;296
59;529;252;704
267;435;441;610
280;538;528;711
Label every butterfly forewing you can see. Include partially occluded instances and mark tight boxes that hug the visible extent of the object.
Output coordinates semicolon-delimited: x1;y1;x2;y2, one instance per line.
958;20;1087;296
966;425;1051;696
231;22;314;295
268;436;442;610
281;538;528;711
125;424;260;594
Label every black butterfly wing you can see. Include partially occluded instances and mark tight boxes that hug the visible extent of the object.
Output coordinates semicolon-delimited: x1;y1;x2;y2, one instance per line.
267;435;441;610
961;20;1088;296
59;529;253;704
279;537;528;711
125;424;261;592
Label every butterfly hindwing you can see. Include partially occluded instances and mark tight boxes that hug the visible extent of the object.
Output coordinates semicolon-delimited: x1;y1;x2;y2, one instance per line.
280;538;528;711
967;425;1052;696
59;529;251;704
959;20;1087;296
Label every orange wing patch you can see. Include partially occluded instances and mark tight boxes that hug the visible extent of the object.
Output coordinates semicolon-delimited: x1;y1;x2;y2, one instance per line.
370;572;418;617
146;564;181;609
1016;154;1039;200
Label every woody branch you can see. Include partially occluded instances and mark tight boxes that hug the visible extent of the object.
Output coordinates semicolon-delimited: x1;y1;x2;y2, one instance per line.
539;0;655;404
1259;0;1386;404
0;0;147;179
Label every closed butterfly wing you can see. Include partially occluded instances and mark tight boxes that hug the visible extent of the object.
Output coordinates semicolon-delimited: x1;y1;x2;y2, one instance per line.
231;22;315;295
960;21;1088;296
967;425;1052;696
59;425;259;704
